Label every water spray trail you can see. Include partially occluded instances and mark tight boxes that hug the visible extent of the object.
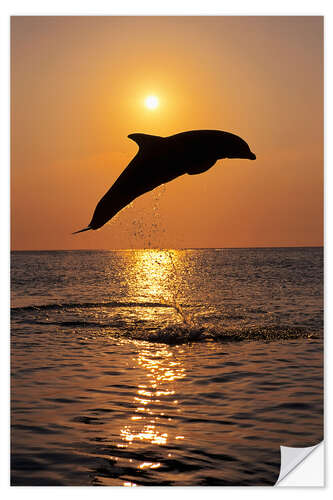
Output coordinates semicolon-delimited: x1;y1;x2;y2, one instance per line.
116;184;196;330
160;250;195;328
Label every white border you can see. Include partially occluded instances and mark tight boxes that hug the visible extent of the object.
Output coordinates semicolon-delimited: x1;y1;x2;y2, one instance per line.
0;0;331;15
2;1;331;498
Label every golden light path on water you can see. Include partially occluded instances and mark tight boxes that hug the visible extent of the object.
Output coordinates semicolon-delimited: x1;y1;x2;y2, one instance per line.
127;249;180;301
123;249;194;326
116;250;189;485
118;342;187;486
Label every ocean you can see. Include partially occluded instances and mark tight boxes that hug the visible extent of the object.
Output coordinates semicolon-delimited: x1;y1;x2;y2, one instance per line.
11;247;323;486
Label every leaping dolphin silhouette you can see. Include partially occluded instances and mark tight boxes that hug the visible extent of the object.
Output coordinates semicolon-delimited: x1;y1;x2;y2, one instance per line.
73;129;256;234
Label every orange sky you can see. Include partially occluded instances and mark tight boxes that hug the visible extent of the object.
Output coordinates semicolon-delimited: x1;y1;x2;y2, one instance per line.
11;16;323;250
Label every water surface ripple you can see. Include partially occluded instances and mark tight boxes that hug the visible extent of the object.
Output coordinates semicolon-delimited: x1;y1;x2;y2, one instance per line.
11;248;323;485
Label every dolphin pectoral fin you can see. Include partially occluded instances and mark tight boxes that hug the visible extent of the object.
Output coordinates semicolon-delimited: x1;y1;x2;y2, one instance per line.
187;158;217;175
128;133;163;150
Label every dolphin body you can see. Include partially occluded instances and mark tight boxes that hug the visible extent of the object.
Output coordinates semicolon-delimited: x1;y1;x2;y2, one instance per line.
73;130;256;234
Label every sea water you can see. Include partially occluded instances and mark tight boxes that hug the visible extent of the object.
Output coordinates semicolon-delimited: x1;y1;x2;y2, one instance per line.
11;247;323;485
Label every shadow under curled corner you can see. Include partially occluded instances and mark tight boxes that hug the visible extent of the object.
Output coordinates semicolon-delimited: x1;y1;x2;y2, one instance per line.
275;441;324;486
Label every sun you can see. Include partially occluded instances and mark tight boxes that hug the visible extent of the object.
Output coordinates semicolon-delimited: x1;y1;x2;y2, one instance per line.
144;95;159;110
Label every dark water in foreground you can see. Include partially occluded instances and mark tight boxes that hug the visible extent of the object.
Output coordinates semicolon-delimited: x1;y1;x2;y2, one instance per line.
11;248;323;486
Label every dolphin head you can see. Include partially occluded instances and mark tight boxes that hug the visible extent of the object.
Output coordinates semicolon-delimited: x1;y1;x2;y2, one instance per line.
218;131;256;161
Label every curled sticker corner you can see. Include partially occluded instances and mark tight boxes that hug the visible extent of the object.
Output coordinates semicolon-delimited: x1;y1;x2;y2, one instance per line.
275;441;323;485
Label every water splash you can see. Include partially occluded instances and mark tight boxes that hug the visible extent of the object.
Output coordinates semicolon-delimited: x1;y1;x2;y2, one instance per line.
159;250;195;328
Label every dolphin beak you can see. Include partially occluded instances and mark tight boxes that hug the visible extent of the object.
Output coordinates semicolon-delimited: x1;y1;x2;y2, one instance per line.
249;152;256;160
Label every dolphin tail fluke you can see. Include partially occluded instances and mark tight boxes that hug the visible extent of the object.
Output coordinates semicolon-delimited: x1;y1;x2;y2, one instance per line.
72;226;92;235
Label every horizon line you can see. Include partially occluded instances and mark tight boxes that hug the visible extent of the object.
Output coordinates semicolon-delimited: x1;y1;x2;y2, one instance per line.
11;245;324;252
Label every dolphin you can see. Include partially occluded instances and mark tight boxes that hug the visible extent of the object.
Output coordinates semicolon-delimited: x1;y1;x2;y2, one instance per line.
73;129;256;234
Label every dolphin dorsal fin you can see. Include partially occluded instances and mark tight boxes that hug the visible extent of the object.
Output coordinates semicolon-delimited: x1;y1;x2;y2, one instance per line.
128;133;163;150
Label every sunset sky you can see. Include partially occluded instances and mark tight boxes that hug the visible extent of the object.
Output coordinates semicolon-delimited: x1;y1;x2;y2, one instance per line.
11;16;323;250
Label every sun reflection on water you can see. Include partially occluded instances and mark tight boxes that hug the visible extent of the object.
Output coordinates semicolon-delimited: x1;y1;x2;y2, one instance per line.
115;249;193;485
118;341;187;482
124;249;194;326
128;249;181;302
